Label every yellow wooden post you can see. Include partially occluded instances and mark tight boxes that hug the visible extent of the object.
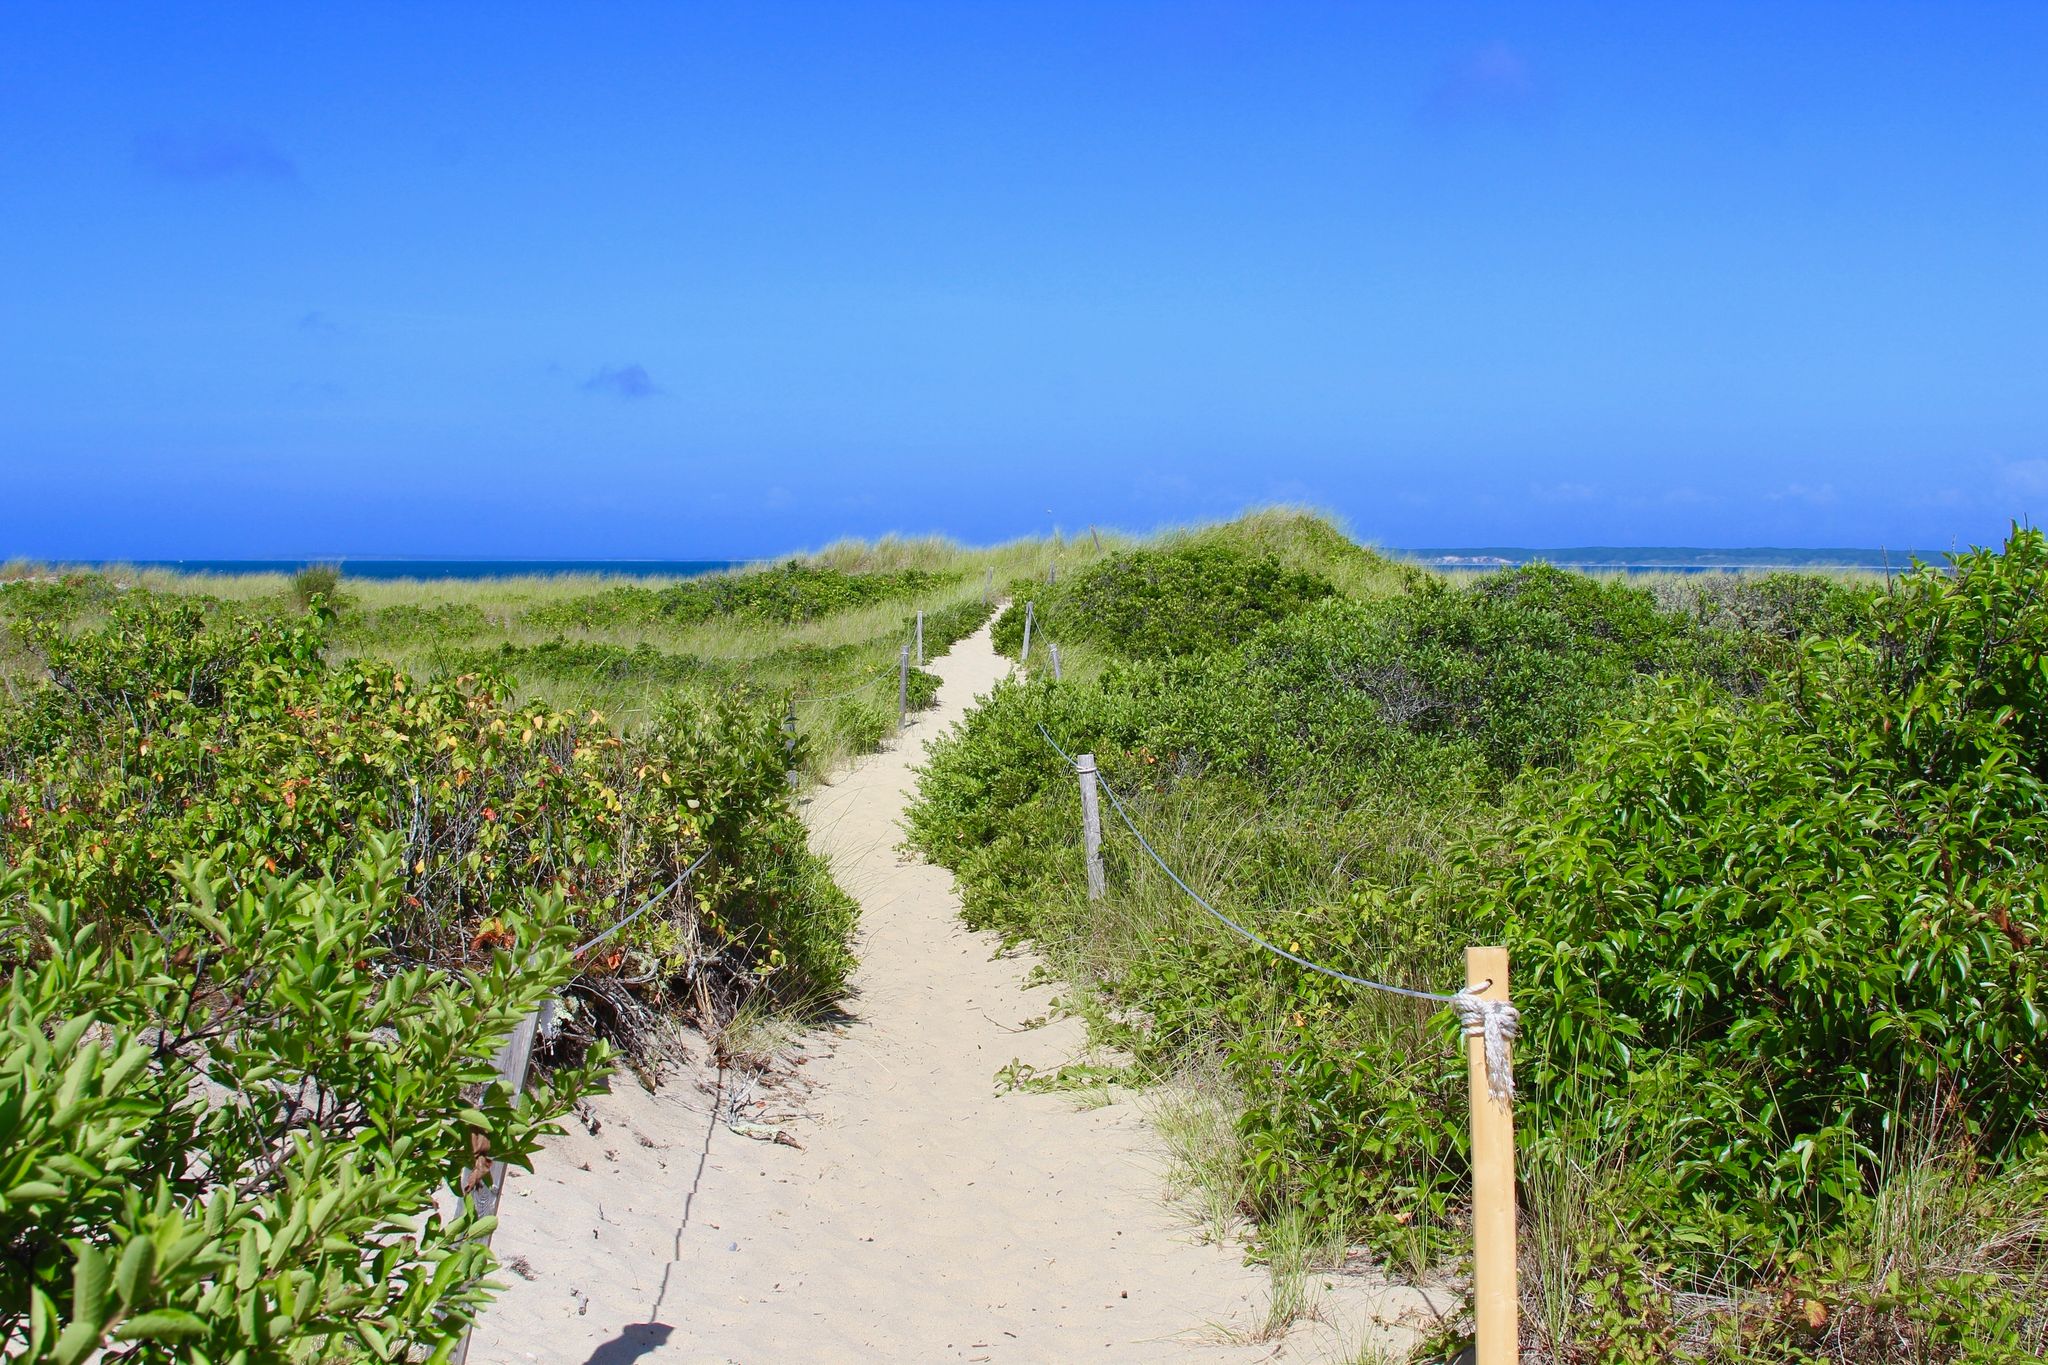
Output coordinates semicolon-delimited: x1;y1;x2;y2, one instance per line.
1466;945;1518;1365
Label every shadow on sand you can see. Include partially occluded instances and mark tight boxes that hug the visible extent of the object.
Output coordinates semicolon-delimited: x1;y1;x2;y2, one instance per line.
582;1322;674;1364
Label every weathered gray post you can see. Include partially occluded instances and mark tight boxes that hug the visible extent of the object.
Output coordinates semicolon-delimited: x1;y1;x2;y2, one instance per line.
783;700;800;786
1050;642;1062;681
915;610;925;665
449;995;556;1364
1021;601;1035;662
983;566;994;605
1048;560;1058;585
1090;525;1102;551
898;645;910;729
1075;753;1104;900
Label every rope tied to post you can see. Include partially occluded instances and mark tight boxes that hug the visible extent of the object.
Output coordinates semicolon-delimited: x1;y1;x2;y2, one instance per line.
1030;714;1524;1105
1452;984;1520;1105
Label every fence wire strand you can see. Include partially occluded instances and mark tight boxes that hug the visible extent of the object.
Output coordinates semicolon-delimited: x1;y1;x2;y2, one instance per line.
571;846;717;960
1029;715;1520;1098
1092;773;1459;1004
1034;719;1458;1004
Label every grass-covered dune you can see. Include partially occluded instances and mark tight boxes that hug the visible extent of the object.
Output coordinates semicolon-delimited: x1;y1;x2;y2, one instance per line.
911;512;2046;1362
4;511;2040;1362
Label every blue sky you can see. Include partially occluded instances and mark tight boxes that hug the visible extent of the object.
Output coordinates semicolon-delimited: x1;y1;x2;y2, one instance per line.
2;2;2044;558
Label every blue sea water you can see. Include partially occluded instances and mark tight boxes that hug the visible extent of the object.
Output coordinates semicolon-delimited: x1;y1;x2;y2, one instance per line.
67;559;746;581
32;549;1913;581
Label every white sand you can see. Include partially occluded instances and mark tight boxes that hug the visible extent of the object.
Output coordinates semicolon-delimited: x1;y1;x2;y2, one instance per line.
468;624;1437;1364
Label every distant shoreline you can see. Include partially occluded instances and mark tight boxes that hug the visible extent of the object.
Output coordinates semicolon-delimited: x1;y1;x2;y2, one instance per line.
4;546;1931;581
2;558;748;581
1400;546;1920;572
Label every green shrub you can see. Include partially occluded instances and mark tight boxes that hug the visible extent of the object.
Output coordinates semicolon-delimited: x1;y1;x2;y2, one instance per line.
0;575;122;630
1496;531;2048;1246
1;596;856;1021
339;601;493;645
528;563;954;631
992;542;1335;661
0;837;603;1362
427;637;718;689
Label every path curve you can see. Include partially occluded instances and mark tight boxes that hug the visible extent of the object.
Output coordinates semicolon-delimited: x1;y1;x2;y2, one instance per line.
470;624;1426;1364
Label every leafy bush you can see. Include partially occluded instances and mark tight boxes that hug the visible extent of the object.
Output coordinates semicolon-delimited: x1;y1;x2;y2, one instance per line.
992;542;1335;661
338;601;494;644
1;596;855;1027
0;838;603;1362
0;575;123;631
426;637;719;690
1497;532;2048;1244
1313;566;1729;773
527;563;953;630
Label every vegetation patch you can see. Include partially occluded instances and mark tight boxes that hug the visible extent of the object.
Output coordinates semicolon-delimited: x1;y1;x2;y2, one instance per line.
527;562;954;630
911;519;2045;1361
0;597;856;1358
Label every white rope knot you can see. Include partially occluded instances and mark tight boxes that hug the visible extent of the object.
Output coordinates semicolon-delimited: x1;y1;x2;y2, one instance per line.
1452;985;1520;1106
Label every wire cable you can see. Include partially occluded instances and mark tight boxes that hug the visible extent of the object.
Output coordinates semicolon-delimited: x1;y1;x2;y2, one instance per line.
1033;717;1080;768
570;846;716;960
1092;773;1458;1004
1029;717;1521;1096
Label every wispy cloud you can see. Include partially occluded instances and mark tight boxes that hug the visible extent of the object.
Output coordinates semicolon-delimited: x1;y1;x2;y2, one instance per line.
1768;482;1839;507
1424;42;1543;123
133;128;297;182
1998;459;2048;496
297;311;341;336
583;364;662;400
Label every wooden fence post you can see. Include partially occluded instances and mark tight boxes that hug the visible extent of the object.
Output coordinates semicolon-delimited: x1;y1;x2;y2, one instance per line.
1075;753;1104;900
916;610;925;665
1049;642;1062;681
898;645;910;730
783;700;800;786
983;566;994;605
1021;602;1034;663
1466;946;1519;1365
448;996;556;1365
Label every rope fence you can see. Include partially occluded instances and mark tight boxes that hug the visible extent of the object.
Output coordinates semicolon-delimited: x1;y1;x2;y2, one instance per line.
1023;642;1522;1363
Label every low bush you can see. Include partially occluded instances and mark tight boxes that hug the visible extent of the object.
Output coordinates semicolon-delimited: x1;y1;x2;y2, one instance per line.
1;596;856;1038
426;637;719;690
1494;534;2048;1244
527;562;953;630
0;839;604;1362
0;589;865;1359
992;541;1334;661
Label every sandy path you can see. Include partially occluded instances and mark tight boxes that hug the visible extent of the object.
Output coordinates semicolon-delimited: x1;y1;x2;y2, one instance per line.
469;625;1432;1364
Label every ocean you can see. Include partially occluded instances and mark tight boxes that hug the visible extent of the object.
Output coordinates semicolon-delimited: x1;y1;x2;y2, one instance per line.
30;548;1920;581
59;559;747;581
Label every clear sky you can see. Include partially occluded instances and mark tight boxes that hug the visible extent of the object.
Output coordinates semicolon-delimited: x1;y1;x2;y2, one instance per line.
2;2;2044;558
